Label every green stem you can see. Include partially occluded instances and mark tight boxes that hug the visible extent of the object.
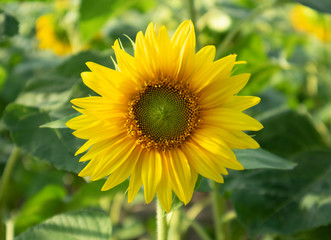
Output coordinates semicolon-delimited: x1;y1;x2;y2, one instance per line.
180;208;212;240
167;210;181;240
5;217;14;240
211;181;225;240
216;1;276;58
187;217;212;240
182;196;210;233
156;199;167;240
110;193;123;226
0;147;20;240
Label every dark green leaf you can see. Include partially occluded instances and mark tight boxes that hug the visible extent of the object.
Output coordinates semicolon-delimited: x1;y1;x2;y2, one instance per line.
15;210;111;240
0;10;19;37
0;65;6;92
293;0;331;14
3;103;85;173
196;177;212;192
13;51;112;110
231;150;331;236
254;88;287;113
65;180;129;211
235;148;296;170
112;217;145;239
255;109;327;158
79;0;139;42
198;148;295;193
40;114;79;129
170;195;184;212
54;51;113;78
282;224;331;240
15;185;66;234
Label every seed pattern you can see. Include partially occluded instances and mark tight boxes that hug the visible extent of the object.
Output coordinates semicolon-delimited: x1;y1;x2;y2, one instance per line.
125;78;201;150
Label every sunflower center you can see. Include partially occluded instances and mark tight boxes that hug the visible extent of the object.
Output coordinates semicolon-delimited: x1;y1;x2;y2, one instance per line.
126;79;201;150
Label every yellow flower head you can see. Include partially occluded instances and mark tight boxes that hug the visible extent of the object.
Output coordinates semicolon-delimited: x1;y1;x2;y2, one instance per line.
290;4;331;42
36;14;72;55
66;20;263;212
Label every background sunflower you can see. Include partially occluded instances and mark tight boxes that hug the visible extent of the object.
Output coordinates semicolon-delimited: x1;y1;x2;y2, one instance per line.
36;14;72;55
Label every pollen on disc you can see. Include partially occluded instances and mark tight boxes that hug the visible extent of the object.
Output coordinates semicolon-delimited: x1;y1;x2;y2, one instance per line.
125;80;201;150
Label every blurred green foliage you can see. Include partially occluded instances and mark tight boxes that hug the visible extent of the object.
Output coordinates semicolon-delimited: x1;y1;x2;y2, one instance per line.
0;0;330;239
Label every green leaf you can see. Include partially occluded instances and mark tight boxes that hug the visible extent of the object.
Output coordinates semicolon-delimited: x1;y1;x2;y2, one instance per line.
111;216;145;239
255;109;327;158
170;195;184;212
15;210;112;240
13;51;112;111
65;180;129;211
293;0;331;14
197;149;295;193
15;185;66;234
196;177;212;192
235;148;296;170
0;10;19;37
231;150;331;236
79;0;139;42
254;88;287;113
40;114;79;129
282;224;331;240
54;51;113;78
3;103;84;173
0;65;6;92
1;0;52;2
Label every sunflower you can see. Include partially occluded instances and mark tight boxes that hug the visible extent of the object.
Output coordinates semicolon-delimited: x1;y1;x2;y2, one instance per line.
66;20;263;212
290;4;331;42
36;14;72;55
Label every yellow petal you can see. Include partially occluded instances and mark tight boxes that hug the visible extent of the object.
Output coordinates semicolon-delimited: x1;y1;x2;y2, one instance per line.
157;26;175;79
171;20;196;81
78;160;96;177
169;148;193;204
91;138;136;180
80;72;114;98
199;73;250;108
156;152;173;212
75;139;93;156
78;152;105;177
86;61;133;89
202;108;264;131
188;45;216;91
211;127;260;149
71;96;109;110
112;40;144;85
66;114;92;130
171;20;192;47
127;151;145;202
221;96;261;111
181;142;224;183
194;54;237;93
78;132;126;162
177;23;196;82
141;149;162;203
191;129;244;170
134;31;157;81
101;146;142;191
72;122;115;140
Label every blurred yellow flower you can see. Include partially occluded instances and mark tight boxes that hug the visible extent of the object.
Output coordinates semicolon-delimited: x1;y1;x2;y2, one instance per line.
36;14;72;55
66;20;263;212
55;0;71;10
290;4;331;42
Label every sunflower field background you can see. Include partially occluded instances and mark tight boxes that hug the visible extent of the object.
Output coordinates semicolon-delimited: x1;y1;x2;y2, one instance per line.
0;0;331;239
